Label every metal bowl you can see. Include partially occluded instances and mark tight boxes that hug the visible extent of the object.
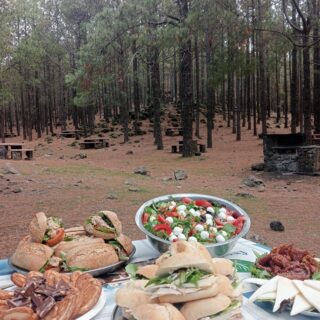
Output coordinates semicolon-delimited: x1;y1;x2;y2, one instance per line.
135;193;251;257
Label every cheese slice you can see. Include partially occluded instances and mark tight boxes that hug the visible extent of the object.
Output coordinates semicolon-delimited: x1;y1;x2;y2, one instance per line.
304;280;320;292
293;280;320;312
290;293;313;316
249;276;279;302
243;278;268;286
273;276;299;312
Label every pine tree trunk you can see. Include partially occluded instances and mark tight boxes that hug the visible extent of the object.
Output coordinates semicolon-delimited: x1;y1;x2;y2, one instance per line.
205;32;214;148
179;0;194;157
284;53;289;128
194;35;201;139
150;40;163;150
313;1;320;133
132;39;140;134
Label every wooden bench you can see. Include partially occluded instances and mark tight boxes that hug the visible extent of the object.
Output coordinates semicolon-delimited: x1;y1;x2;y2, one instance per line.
11;149;34;160
165;127;183;136
79;138;108;149
59;130;83;139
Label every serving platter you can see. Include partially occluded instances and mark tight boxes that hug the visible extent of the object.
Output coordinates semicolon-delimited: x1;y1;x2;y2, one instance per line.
111;305;123;320
8;244;136;277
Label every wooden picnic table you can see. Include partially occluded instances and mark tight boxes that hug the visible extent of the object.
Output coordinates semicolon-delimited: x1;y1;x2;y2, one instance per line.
11;149;34;160
79;138;109;149
59;130;83;139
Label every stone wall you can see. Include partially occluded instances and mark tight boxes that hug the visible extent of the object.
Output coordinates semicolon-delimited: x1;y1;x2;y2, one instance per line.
297;146;320;173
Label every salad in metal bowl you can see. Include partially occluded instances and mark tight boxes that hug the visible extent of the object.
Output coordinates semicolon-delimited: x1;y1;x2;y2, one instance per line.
141;196;246;244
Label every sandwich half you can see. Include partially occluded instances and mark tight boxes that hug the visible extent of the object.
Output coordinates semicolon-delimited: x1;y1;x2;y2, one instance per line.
84;211;122;240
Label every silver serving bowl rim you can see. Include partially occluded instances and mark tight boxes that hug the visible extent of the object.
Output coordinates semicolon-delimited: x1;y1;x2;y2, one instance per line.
135;193;251;250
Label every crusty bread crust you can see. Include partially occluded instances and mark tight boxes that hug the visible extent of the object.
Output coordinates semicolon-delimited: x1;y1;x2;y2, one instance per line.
54;236;104;257
29;212;47;243
136;264;159;279
66;243;119;269
115;234;133;255
157;282;221;304
156;251;213;276
212;258;234;276
11;237;54;271
180;294;231;320
100;211;122;234
132;303;185;320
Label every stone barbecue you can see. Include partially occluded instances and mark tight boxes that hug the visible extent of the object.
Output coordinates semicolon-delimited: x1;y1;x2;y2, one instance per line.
263;133;320;174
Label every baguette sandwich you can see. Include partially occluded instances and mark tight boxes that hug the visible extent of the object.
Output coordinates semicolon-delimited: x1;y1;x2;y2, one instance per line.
84;210;122;240
29;212;64;246
132;303;185;320
145;247;233;303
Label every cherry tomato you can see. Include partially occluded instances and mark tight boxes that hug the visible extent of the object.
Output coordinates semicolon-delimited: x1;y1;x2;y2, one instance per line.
46;229;65;246
195;199;212;208
153;224;172;235
165;211;179;218
181;197;193;204
157;215;166;224
142;213;149;224
188;229;196;236
233;216;245;234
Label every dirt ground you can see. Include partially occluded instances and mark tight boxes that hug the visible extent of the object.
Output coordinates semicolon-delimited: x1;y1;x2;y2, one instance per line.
1;116;320;259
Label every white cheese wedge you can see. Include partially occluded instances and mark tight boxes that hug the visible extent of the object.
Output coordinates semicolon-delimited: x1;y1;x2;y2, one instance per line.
249;276;279;302
273;276;299;312
304;280;320;292
290;293;313;316
293;280;320;312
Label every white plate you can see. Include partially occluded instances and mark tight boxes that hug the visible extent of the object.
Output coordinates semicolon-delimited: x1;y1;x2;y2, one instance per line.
77;289;107;320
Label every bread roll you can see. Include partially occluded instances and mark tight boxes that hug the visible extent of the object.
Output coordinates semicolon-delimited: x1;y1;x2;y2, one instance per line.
156;251;213;276
115;234;133;255
29;212;47;243
212;258;234;276
11;236;53;271
180;294;231;320
54;236;104;257
136;264;159;279
132;303;185;320
66;243;119;269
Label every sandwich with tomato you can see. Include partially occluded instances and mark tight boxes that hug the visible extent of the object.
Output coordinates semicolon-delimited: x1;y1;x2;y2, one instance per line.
29;212;65;246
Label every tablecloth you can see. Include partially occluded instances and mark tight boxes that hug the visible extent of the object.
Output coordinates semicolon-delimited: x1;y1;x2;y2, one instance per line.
0;239;311;319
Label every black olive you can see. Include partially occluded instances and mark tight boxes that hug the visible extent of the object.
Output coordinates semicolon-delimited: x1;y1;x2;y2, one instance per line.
200;215;206;223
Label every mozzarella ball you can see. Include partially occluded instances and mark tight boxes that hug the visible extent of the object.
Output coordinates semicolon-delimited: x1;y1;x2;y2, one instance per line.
179;211;187;217
195;224;204;232
216;234;226;243
209;227;218;233
193;210;201;217
188;236;198;243
169;234;178;242
219;207;227;214
165;217;173;224
178;233;187;240
226;216;235;222
170;201;176;206
169;205;175;210
206;219;213;226
205;214;213;220
150;216;156;222
218;211;227;220
200;231;210;240
173;226;183;236
177;205;187;212
206;207;215;213
189;208;196;215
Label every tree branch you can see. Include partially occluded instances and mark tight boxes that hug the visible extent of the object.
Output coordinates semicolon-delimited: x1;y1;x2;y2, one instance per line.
282;0;304;33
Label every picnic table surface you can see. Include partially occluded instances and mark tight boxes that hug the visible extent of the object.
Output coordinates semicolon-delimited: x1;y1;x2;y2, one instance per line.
0;238;311;319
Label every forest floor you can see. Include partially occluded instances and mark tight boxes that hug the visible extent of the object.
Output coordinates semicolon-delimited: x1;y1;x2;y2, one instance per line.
1;115;320;259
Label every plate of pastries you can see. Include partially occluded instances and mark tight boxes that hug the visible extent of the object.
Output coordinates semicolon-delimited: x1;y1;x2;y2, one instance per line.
0;270;105;320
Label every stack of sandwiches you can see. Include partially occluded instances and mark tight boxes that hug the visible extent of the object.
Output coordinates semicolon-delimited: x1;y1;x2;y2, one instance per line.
11;210;133;273
116;241;242;320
